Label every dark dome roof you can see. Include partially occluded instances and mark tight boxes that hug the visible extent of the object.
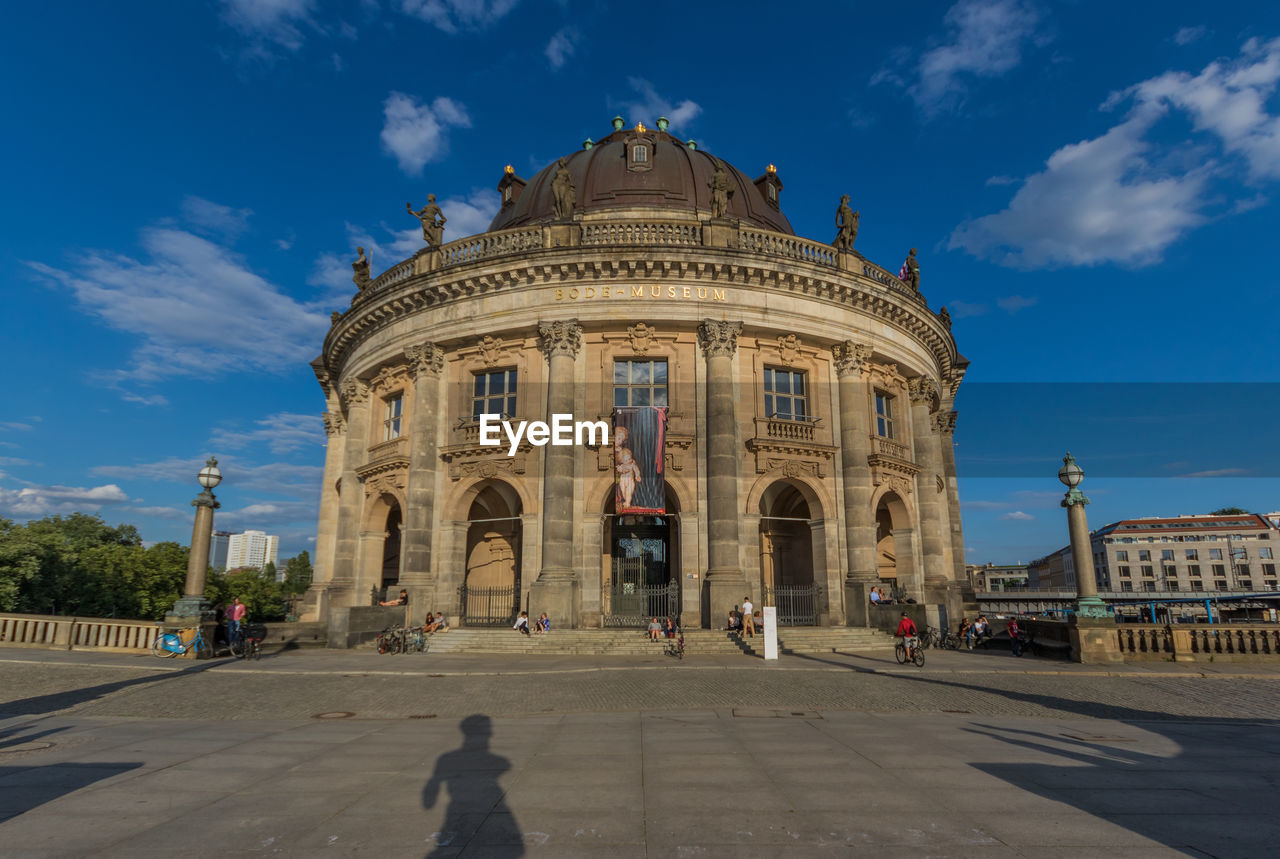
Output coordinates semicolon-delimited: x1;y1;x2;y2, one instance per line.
488;126;793;235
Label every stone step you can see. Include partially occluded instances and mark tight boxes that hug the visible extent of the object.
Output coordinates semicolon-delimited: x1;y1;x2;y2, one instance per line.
421;627;895;656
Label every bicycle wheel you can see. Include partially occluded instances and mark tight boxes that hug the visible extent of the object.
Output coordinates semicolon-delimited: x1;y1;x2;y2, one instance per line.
197;636;213;659
228;632;244;658
894;642;907;664
913;647;926;667
152;637;177;658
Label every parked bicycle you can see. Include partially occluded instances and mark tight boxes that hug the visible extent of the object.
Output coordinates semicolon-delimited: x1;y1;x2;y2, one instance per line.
1010;630;1030;658
919;627;944;650
229;623;264;660
665;630;685;660
152;626;213;659
894;635;926;667
941;630;964;650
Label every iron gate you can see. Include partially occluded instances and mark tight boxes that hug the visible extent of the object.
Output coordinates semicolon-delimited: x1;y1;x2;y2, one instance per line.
604;559;679;626
457;584;519;627
763;585;819;626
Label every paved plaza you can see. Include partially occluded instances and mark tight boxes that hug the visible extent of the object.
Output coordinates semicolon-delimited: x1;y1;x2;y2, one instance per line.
2;648;1279;856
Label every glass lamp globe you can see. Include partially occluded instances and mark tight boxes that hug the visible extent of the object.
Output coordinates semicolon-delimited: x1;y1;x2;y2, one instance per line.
1058;453;1083;488
197;457;222;490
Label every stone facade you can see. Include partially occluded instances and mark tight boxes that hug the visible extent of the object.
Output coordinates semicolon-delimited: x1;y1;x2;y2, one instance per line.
303;126;973;634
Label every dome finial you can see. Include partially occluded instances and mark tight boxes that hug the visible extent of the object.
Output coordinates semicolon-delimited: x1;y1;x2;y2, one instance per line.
656;116;669;132
583;138;593;150
611;115;624;131
636;121;646;132
687;140;697;150
504;164;514;175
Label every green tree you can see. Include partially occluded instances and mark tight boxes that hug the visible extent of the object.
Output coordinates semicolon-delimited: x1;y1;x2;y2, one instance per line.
205;567;286;622
282;551;313;595
1210;507;1250;516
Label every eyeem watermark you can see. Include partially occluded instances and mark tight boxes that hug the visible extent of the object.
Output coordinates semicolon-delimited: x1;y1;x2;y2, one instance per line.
478;414;609;457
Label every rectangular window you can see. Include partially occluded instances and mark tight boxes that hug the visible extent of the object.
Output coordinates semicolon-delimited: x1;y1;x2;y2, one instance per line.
1191;580;1204;592
1167;581;1180;591
1214;580;1228;590
1262;547;1274;560
1239;564;1251;577
472;369;518;420
1116;550;1129;562
1143;582;1156;592
874;391;895;438
383;395;403;441
1118;565;1130;577
1163;565;1177;577
1141;565;1154;577
613;360;668;408
1240;579;1253;590
1265;564;1277;576
1161;549;1174;561
1212;564;1226;576
1188;565;1201;577
1210;548;1223;560
1139;550;1151;562
1185;549;1198;561
1121;581;1133;592
763;368;808;421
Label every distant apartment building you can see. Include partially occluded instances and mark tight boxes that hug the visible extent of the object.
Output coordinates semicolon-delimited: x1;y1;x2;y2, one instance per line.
966;563;1031;592
210;530;231;571
1030;513;1278;594
225;530;280;571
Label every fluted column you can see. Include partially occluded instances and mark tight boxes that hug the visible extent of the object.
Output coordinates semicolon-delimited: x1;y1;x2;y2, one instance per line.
331;378;371;606
833;341;876;626
400;341;444;625
908;377;949;609
530;320;583;626
698;319;746;624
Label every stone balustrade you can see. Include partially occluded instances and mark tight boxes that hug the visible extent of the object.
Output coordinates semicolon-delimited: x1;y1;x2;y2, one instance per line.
365;436;408;465
1115;624;1174;659
367;258;416;293
757;416;817;443
0;612;161;652
581;221;701;246
439;228;544;267
738;228;838;267
1115;623;1280;661
870;436;911;462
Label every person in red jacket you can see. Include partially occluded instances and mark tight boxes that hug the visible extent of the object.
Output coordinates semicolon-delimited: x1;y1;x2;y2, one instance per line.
895;612;919;663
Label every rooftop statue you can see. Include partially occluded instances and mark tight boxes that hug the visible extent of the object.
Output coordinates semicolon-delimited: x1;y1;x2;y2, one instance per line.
707;162;734;219
407;195;447;249
834;195;859;251
901;248;921;292
351;246;372;290
551;158;576;220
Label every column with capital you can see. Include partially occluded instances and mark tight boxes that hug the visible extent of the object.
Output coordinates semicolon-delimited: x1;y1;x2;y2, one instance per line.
833;341;877;626
908;378;950;616
400;341;445;625
1059;453;1122;663
698;319;747;624
530;320;583;626
329;378;371;620
167;457;223;625
937;409;975;617
303;409;345;621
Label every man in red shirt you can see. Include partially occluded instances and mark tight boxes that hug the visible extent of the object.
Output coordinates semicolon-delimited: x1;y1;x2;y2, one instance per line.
895;612;919;663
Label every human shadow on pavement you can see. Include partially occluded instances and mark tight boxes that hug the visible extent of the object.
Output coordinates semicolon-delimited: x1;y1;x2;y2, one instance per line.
0;658;222;717
886;669;1280;854
422;713;522;857
0;761;142;823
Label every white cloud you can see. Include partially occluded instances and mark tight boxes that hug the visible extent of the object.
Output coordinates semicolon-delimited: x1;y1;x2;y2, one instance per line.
545;28;577;69
1179;468;1250;478
0;422;33;432
180;196;252;240
1173;26;1208;46
124;505;188;521
210;412;325;456
618;78;702;131
985;174;1017;186
0;457;35;467
996;294;1037;312
380;92;472;175
437;189;501;242
949;107;1210;268
120;391;170;407
947;300;989;318
1000;510;1035;521
221;0;316;52
875;0;1043;116
28;225;329;384
219;500;319;531
92;456;322;500
331;52;345;72
0;483;130;518
397;0;519;33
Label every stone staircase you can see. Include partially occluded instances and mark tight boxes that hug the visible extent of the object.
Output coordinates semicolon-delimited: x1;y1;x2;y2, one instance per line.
422;626;895;656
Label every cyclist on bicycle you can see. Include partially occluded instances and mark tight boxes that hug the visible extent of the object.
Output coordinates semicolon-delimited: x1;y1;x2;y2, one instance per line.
895;612;919;663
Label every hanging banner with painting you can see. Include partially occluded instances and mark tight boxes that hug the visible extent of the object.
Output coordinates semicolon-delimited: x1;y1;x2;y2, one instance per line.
613;406;667;515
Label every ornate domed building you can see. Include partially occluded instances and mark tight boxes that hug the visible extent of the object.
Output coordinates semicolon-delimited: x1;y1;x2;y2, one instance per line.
305;117;972;640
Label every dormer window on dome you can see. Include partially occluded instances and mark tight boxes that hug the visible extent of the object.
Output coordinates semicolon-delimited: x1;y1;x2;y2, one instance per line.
624;129;655;172
497;164;526;209
754;164;783;211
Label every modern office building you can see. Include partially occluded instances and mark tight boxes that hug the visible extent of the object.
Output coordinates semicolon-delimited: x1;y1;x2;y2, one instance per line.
305;118;973;631
210;530;231;571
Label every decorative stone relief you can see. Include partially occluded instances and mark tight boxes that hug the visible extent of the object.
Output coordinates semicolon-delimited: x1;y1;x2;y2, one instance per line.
322;411;345;436
477;335;507;367
832;341;873;378
907;376;939;407
538;319;583;359
930;411;951;433
942;410;958;435
363;470;407;499
405;342;445;379
776;334;801;364
698;319;742;358
369;364;410;398
627;323;656;355
339;378;369;407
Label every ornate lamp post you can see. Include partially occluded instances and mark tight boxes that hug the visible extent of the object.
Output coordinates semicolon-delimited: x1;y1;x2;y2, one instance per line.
168;456;222;620
1059;453;1109;619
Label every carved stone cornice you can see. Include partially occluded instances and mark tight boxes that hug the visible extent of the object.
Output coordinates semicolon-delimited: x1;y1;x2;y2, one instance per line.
538;320;583;359
869;450;920;499
322;411;345;436
369;364;410;398
339;378;369;407
939;410;958;435
907;376;939;408
439;441;531;481
744;437;837;477
832;341;873;378
405;341;445;379
866;361;906;392
930;411;952;433
355;454;409;484
698;319;742;358
945;365;966;398
311;360;333;398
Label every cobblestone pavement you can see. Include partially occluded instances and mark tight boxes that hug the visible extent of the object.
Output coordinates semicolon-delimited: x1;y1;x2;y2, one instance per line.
3;649;1279;856
4;648;1280;722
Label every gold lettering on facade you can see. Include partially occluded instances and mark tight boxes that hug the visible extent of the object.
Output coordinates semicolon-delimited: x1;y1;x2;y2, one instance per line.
552;286;728;303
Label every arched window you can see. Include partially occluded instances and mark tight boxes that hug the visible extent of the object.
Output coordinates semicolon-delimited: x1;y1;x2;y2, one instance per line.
632;145;648;163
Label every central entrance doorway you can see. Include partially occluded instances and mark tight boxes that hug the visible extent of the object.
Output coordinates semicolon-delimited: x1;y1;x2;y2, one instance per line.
603;484;681;626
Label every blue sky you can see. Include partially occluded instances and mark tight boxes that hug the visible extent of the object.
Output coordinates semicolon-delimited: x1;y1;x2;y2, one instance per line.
1;1;1277;565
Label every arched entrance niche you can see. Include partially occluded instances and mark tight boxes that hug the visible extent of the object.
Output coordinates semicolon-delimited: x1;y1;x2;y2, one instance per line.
874;488;918;599
757;478;823;625
461;481;522;626
600;482;681;626
381;505;402;589
360;490;404;602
